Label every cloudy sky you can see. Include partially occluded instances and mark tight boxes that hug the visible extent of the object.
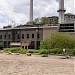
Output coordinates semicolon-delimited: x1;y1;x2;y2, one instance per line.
0;0;75;28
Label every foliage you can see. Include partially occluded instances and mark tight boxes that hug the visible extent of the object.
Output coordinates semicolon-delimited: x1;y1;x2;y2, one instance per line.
39;48;62;54
3;48;26;54
67;49;75;56
48;48;63;54
39;49;48;54
26;50;39;53
34;17;58;24
72;49;75;55
2;47;75;56
40;39;49;49
40;32;75;49
34;17;48;24
3;48;39;54
34;18;40;24
40;17;48;24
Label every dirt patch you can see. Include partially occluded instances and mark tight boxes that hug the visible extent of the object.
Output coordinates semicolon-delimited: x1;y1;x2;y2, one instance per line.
0;53;74;75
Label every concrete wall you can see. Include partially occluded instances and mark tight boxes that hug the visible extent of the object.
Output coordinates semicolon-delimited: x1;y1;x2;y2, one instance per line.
43;27;58;39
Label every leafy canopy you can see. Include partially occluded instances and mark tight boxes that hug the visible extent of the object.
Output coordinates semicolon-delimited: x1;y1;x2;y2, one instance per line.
40;32;75;49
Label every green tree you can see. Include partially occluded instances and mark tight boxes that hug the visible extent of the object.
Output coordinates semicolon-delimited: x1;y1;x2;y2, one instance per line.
34;17;58;25
40;39;49;49
40;32;75;49
34;18;40;24
40;17;48;24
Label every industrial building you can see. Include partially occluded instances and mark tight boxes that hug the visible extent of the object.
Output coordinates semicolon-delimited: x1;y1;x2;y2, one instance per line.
0;25;58;49
0;0;75;49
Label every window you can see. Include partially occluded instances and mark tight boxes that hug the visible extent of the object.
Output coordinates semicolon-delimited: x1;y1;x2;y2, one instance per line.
68;16;70;18
27;34;29;38
4;34;6;39
30;41;35;49
17;34;20;39
32;34;34;38
22;34;24;39
0;35;2;39
37;34;40;39
8;34;10;39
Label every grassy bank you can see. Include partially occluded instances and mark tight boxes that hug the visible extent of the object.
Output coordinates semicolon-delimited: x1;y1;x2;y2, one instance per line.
0;48;75;56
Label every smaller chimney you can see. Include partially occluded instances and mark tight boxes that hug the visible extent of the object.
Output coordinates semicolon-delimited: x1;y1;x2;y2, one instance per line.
57;0;66;24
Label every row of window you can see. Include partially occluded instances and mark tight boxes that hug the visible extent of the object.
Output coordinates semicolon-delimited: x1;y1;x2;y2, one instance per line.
65;16;75;19
18;33;40;39
0;34;11;39
0;33;40;39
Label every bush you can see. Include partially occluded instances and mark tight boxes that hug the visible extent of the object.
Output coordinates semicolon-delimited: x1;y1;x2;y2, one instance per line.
57;49;75;56
40;32;75;49
26;50;39;53
62;49;75;56
19;49;26;54
34;50;39;53
26;50;35;53
39;48;63;55
3;48;26;54
72;49;75;55
49;48;63;54
39;49;48;54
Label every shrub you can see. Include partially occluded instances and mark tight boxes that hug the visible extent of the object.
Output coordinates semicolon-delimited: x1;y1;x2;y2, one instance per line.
19;49;26;54
34;50;39;53
40;39;49;49
10;48;21;53
26;50;35;53
39;49;48;54
26;50;39;53
72;49;75;55
39;48;63;55
40;32;75;49
45;48;62;54
3;48;26;54
59;49;75;56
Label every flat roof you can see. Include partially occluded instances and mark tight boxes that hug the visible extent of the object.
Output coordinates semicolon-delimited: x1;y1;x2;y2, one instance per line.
0;26;58;31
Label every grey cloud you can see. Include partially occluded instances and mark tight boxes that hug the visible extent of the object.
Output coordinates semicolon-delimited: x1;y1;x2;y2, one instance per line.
0;0;74;28
13;3;29;14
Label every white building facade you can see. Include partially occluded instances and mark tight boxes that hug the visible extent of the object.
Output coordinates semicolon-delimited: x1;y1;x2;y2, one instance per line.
64;13;75;24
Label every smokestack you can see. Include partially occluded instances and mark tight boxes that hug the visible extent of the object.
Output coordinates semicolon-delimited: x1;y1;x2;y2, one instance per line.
57;0;66;24
30;0;33;25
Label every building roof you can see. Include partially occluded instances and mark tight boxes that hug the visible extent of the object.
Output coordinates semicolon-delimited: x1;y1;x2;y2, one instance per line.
0;24;58;31
65;13;75;16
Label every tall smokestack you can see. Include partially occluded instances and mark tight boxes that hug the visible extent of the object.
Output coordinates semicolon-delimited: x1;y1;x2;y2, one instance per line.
57;0;66;24
30;0;33;25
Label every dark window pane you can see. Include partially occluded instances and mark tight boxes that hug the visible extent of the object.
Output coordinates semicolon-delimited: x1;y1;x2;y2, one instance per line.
22;34;24;39
0;35;2;39
8;34;10;39
27;34;29;38
32;34;34;38
37;34;40;38
4;35;6;39
17;34;20;39
30;41;35;49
